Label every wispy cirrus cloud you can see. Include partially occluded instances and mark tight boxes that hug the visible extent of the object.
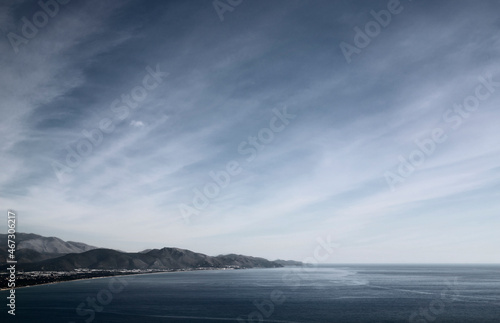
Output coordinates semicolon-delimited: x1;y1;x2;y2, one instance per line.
1;0;499;263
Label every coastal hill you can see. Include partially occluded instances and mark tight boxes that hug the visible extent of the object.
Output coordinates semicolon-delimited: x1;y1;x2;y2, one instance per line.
0;233;98;265
0;233;290;271
19;248;282;271
274;259;304;266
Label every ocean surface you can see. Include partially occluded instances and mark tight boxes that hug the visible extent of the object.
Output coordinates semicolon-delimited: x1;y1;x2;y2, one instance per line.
1;265;500;322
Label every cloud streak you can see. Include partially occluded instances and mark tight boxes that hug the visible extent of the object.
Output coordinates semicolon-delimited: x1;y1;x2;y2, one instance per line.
1;0;499;263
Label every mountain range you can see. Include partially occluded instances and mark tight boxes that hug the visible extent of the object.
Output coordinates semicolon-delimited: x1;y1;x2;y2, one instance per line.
0;233;292;271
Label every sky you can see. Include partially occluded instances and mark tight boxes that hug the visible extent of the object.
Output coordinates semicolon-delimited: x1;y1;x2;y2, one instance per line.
1;0;500;263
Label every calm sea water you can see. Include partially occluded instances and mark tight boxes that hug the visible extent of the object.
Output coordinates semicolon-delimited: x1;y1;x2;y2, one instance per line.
1;265;500;322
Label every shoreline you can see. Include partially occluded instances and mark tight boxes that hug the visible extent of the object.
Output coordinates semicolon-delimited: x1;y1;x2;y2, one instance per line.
0;267;245;291
0;271;143;291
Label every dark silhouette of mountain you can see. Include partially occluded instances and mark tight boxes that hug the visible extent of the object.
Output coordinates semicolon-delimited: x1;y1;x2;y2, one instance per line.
215;254;283;268
16;247;283;271
0;232;97;253
0;233;291;272
274;259;304;266
0;233;98;265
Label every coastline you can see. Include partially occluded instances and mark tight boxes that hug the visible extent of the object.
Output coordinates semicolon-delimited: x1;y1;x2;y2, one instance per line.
0;267;245;291
0;271;144;292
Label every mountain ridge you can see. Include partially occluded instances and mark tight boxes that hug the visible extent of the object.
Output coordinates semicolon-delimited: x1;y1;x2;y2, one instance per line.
0;233;97;254
0;233;289;271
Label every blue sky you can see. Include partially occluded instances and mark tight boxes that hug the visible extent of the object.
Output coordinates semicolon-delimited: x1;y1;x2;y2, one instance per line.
1;0;500;263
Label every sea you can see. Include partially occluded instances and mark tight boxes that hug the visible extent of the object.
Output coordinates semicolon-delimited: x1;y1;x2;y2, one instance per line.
1;264;499;322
